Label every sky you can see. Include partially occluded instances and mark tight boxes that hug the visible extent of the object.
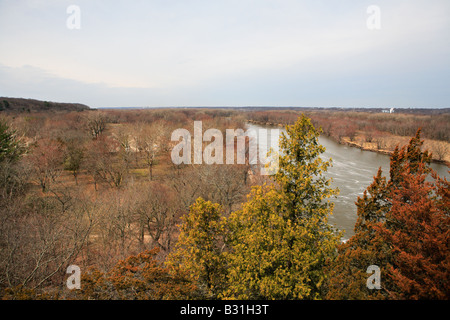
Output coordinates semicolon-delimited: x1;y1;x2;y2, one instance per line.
0;0;449;108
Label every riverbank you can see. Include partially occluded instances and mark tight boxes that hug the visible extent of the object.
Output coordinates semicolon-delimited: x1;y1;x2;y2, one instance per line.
246;120;450;167
341;137;450;167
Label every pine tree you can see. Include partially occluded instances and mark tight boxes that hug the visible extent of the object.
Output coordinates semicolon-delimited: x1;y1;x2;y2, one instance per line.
326;129;449;300
389;129;431;187
376;164;450;299
224;115;340;299
0;120;24;163
166;198;228;298
274;114;337;223
325;168;390;299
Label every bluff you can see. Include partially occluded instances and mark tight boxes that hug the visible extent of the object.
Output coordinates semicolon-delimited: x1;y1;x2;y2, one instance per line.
0;97;91;113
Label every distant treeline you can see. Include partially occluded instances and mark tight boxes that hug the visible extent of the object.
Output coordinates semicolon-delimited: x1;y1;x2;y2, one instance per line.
0;97;90;113
245;109;450;142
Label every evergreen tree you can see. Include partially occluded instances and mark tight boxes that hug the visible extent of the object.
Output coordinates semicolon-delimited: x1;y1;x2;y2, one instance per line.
376;164;450;299
326;129;449;299
389;129;431;187
325;168;391;299
0;120;24;163
0;120;26;200
224;115;340;299
166;198;228;298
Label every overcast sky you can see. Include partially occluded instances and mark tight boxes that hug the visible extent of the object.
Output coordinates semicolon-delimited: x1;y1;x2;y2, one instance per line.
0;0;449;108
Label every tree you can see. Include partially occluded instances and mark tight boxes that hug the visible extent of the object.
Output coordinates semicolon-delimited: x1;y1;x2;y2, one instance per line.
225;115;340;299
166;198;228;298
225;185;311;299
375;165;450;299
134;182;180;252
2;100;10;110
167;166;204;212
115;126;134;172
63;143;84;185
28;138;64;192
0;119;25;163
75;248;200;300
137;122;167;181
325;168;390;299
196;164;250;214
84;136;128;189
0;120;28;201
0;191;95;294
431;141;448;161
325;129;448;300
86;111;107;139
374;131;388;150
273;114;338;222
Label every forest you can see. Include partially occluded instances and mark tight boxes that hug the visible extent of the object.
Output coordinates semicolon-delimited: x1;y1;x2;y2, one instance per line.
0;106;448;300
246;109;450;164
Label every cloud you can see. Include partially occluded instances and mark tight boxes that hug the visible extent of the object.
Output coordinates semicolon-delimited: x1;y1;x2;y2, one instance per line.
0;0;449;107
0;64;158;107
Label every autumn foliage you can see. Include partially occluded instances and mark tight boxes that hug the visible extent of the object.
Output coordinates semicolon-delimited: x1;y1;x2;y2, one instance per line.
168;115;341;299
377;165;449;299
166;198;228;298
75;248;199;300
326;130;449;299
1;108;448;300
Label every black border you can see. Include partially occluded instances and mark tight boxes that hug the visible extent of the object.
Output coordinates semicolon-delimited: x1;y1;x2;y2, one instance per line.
1;300;447;319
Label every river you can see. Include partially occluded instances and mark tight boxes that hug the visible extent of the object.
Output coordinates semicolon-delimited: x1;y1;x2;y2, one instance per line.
245;123;450;240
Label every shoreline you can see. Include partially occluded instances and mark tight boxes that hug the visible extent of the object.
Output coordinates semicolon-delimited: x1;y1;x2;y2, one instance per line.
246;120;450;167
342;139;450;167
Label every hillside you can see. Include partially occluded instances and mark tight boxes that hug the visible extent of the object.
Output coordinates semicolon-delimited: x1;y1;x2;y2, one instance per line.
0;97;91;113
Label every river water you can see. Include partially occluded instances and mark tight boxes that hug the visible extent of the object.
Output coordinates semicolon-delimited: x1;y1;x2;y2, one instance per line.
245;123;449;240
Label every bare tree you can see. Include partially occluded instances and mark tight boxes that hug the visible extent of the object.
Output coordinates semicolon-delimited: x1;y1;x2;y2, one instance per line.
136;122;171;181
374;132;388;150
167;166;203;212
63;142;84;185
84;136;128;189
196;164;250;214
86;111;107;139
365;130;374;143
431;141;449;161
134;182;180;252
115;125;134;171
0;190;96;290
27;138;65;192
